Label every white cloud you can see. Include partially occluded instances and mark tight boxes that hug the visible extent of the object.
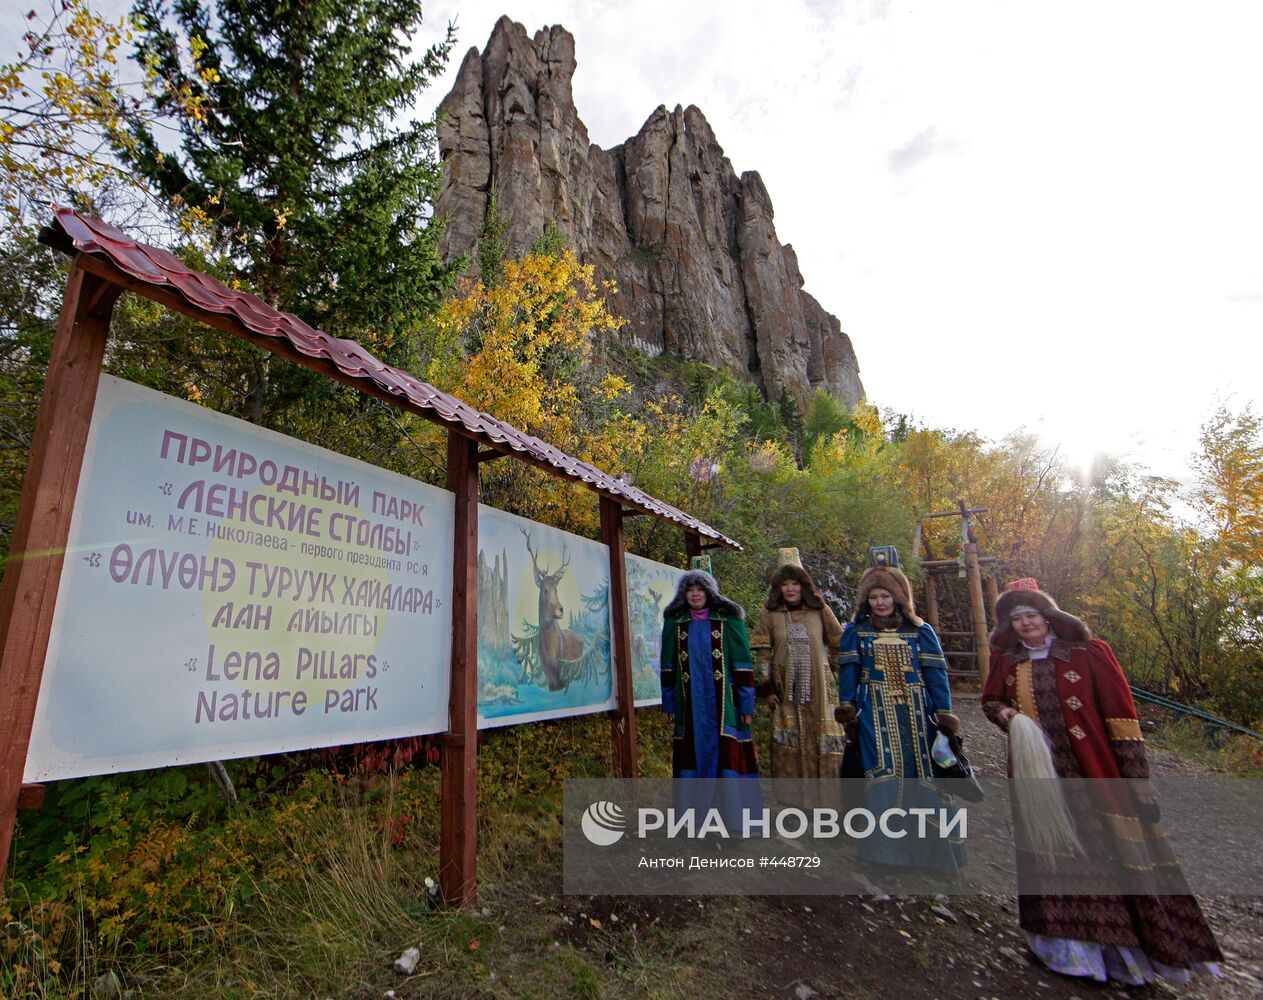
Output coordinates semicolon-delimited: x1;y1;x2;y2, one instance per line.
885;126;959;175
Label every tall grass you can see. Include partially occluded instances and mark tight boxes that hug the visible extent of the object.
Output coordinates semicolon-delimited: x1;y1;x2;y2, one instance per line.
3;712;684;998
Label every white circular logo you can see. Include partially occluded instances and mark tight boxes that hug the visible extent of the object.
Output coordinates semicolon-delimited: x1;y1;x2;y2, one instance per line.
580;800;626;846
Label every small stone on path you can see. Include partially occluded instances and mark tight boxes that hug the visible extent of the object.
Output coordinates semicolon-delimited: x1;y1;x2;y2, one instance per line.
393;947;420;975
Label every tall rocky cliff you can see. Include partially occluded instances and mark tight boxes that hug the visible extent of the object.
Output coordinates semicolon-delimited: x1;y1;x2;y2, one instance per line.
435;16;863;409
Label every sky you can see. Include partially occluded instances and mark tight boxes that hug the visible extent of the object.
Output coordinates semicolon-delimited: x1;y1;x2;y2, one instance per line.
409;0;1263;484
6;1;1260;484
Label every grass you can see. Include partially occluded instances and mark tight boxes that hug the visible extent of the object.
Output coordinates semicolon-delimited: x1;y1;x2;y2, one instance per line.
3;711;761;999
1144;714;1263;776
14;703;1255;998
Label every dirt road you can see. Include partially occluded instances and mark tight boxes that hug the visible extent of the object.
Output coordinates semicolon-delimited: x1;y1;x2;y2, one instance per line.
558;695;1263;999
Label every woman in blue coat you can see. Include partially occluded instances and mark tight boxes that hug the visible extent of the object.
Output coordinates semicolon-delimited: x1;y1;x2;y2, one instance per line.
837;561;963;873
660;569;760;833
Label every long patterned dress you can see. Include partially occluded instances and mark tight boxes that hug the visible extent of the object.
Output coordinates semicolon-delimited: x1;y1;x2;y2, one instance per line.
839;616;963;872
982;638;1222;979
751;605;845;778
660;609;758;779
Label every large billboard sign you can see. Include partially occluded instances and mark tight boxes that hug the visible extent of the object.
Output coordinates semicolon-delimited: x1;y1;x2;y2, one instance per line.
23;376;686;781
24;376;456;781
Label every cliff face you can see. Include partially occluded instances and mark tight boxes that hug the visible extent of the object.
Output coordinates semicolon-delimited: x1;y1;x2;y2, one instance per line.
435;16;863;408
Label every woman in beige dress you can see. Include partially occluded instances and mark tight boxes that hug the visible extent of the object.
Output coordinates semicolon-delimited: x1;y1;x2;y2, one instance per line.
751;549;845;778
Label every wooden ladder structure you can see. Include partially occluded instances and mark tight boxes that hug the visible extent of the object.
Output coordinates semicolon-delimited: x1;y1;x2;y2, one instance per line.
915;499;999;685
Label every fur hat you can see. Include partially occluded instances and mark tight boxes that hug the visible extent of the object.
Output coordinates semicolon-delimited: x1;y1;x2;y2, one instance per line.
776;547;803;568
853;565;922;625
990;579;1091;648
765;563;826;611
664;569;745;620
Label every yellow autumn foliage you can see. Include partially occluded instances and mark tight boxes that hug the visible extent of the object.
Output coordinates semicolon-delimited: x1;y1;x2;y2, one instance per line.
428;250;625;444
420;249;631;531
0;0;210;233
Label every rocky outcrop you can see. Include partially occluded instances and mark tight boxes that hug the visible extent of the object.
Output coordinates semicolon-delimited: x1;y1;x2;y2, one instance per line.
435;16;863;408
477;547;511;653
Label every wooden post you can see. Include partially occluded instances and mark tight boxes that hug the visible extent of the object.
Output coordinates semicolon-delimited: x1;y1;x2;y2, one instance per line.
924;573;940;631
0;262;119;890
600;497;637;779
963;542;990;684
17;784;44;810
984;575;1000;629
684;531;702;563
439;433;479;906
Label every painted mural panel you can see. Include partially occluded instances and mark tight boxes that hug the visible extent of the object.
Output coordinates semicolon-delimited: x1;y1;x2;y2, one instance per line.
476;507;615;727
626;554;685;707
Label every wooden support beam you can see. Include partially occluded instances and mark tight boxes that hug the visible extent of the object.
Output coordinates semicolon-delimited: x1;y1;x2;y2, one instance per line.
922;557;997;570
921;507;988;520
439;433;480;907
684;532;702;561
476;448;507;463
700;542;725;551
924;574;940;631
620;508;648;518
962;542;991;685
0;261;118;892
601;497;638;779
18;784;44;810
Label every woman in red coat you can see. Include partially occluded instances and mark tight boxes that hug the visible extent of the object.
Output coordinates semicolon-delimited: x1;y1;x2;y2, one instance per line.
982;579;1221;986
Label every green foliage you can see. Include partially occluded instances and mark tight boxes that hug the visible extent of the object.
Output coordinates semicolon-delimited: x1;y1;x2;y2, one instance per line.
775;385;805;464
623;244;658;267
2;715;675;997
5;11;1263;991
803;387;854;460
0;232;64;563
1194;404;1263;562
476;183;509;287
0;0;209;235
124;0;460;424
531;219;567;259
740;383;783;441
0;1;466;554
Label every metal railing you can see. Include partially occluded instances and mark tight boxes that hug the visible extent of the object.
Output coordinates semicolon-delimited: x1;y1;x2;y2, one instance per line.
1130;686;1263;741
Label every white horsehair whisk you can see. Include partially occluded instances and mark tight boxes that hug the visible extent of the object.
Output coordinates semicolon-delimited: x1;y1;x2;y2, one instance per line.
1008;713;1084;860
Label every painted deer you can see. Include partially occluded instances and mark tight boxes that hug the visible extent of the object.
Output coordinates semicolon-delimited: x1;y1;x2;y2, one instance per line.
522;528;584;691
